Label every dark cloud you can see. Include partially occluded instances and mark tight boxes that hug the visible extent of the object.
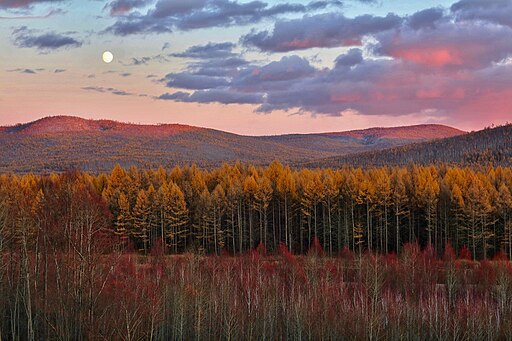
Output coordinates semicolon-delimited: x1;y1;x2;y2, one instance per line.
172;42;236;59
151;0;207;17
241;12;402;52
163;41;249;87
105;0;153;16
308;1;343;10
451;0;512;28
0;0;65;9
104;0;343;35
158;90;264;104
232;56;317;92
191;57;249;77
158;55;321;106
54;68;66;73
407;7;445;30
164;73;230;90
12;26;82;51
334;48;363;68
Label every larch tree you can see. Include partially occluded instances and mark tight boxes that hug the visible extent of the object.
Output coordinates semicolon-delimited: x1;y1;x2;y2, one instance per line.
450;184;465;252
391;169;409;254
194;189;214;253
243;175;258;249
132;189;151;253
322;170;341;256
464;175;495;259
276;166;296;249
254;176;272;249
300;170;324;250
146;185;160;249
497;183;512;258
416;167;440;247
115;192;132;242
158;182;189;253
211;184;227;255
372;169;391;253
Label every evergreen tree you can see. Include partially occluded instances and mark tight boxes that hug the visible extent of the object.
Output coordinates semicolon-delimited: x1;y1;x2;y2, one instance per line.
132;189;150;252
158;182;189;253
114;192;132;241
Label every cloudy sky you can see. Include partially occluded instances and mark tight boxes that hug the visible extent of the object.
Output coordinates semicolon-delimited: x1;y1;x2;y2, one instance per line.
1;0;511;135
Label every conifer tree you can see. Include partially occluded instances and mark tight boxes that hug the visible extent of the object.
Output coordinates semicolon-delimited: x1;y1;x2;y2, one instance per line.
254;176;272;248
158;182;189;253
243;175;258;249
391;169;409;253
133;189;150;252
276;166;296;248
416;167;440;247
114;192;132;241
498;183;512;257
450;184;465;251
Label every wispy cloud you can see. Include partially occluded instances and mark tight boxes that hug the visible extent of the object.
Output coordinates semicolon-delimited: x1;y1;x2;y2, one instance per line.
0;0;66;9
121;54;169;66
82;85;149;98
82;86;134;96
12;26;82;52
7;68;39;74
0;8;66;19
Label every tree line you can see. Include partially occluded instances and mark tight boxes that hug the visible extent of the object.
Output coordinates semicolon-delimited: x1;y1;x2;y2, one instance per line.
1;162;512;259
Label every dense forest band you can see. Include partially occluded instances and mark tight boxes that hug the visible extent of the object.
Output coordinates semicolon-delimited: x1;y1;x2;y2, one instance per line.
1;161;511;260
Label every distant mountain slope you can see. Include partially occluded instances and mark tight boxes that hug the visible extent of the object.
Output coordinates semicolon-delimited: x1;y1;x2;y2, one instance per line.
322;124;464;140
0;116;465;173
262;124;464;155
0;116;203;136
305;124;512;168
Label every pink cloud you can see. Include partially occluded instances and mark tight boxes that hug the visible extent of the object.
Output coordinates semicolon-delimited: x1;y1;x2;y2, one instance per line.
392;48;463;67
375;21;512;69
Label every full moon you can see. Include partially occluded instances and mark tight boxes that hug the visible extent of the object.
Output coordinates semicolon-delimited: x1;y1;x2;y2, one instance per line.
102;51;114;64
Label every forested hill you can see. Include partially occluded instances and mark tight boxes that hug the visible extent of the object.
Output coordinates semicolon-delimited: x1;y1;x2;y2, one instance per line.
0;116;464;173
306;124;512;168
0;115;203;136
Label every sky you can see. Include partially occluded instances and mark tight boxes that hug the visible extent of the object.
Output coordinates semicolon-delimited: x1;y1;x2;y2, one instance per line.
1;0;511;135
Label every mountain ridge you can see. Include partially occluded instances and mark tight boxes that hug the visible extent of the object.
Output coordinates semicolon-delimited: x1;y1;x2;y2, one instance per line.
0;116;465;139
0;116;469;173
0;116;204;136
304;124;512;168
